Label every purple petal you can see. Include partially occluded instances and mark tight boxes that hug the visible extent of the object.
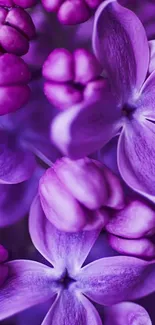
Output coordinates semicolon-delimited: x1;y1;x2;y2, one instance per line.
0;167;42;227
42;289;102;325
29;196;101;274
106;199;155;239
75;256;155;305
0;260;60;320
104;302;152;325
136;70;155;121
93;0;149;102
51;82;122;159
118;119;155;202
0;133;36;184
108;235;155;260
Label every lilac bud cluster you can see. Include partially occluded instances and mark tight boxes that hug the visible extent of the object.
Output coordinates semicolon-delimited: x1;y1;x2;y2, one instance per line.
0;0;36;114
0;1;155;325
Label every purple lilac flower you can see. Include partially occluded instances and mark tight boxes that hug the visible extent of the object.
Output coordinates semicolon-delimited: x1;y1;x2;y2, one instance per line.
51;0;155;202
39;155;155;259
0;7;36;56
39;157;124;231
41;0;103;25
0;196;153;324
43;48;105;109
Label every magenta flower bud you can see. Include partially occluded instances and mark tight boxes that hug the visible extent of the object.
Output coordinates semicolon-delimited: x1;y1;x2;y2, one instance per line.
39;157;124;231
0;0;37;8
0;7;35;56
108;235;155;260
43;48;103;109
0;53;31;115
106;199;155;239
41;0;103;24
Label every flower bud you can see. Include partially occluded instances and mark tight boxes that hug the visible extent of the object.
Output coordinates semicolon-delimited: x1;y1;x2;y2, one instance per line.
106;198;155;239
43;48;104;109
41;0;103;24
0;0;37;8
0;53;31;115
39;157;124;231
0;7;35;56
108;234;155;260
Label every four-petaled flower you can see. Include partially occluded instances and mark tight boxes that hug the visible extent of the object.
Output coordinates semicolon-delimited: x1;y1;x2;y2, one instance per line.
52;0;155;202
0;195;154;324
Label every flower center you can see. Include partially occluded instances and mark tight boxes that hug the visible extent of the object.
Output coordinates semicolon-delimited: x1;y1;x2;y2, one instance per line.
60;270;76;289
122;103;136;118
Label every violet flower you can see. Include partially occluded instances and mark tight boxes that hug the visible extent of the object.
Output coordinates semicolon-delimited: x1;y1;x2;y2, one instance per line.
51;0;155;202
39;157;124;231
41;0;102;25
0;7;36;56
43;48;105;109
0;196;154;324
39;156;155;259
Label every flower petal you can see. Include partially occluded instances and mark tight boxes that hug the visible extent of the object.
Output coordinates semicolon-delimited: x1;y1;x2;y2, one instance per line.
108;235;155;260
118;119;155;202
0;167;42;227
104;302;152;325
75;256;155;305
0;130;36;184
51;82;122;159
42;289;102;325
136;70;155;121
93;0;149;102
106;198;155;239
0;260;59;320
29;196;101;274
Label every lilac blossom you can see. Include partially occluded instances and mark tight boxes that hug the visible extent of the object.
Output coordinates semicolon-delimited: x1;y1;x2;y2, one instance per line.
0;196;153;324
51;0;155;202
41;0;102;25
39;157;124;231
43;48;105;109
39;156;155;259
0;7;36;56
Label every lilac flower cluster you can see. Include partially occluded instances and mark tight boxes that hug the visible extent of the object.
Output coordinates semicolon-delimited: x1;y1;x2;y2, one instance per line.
0;0;155;324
